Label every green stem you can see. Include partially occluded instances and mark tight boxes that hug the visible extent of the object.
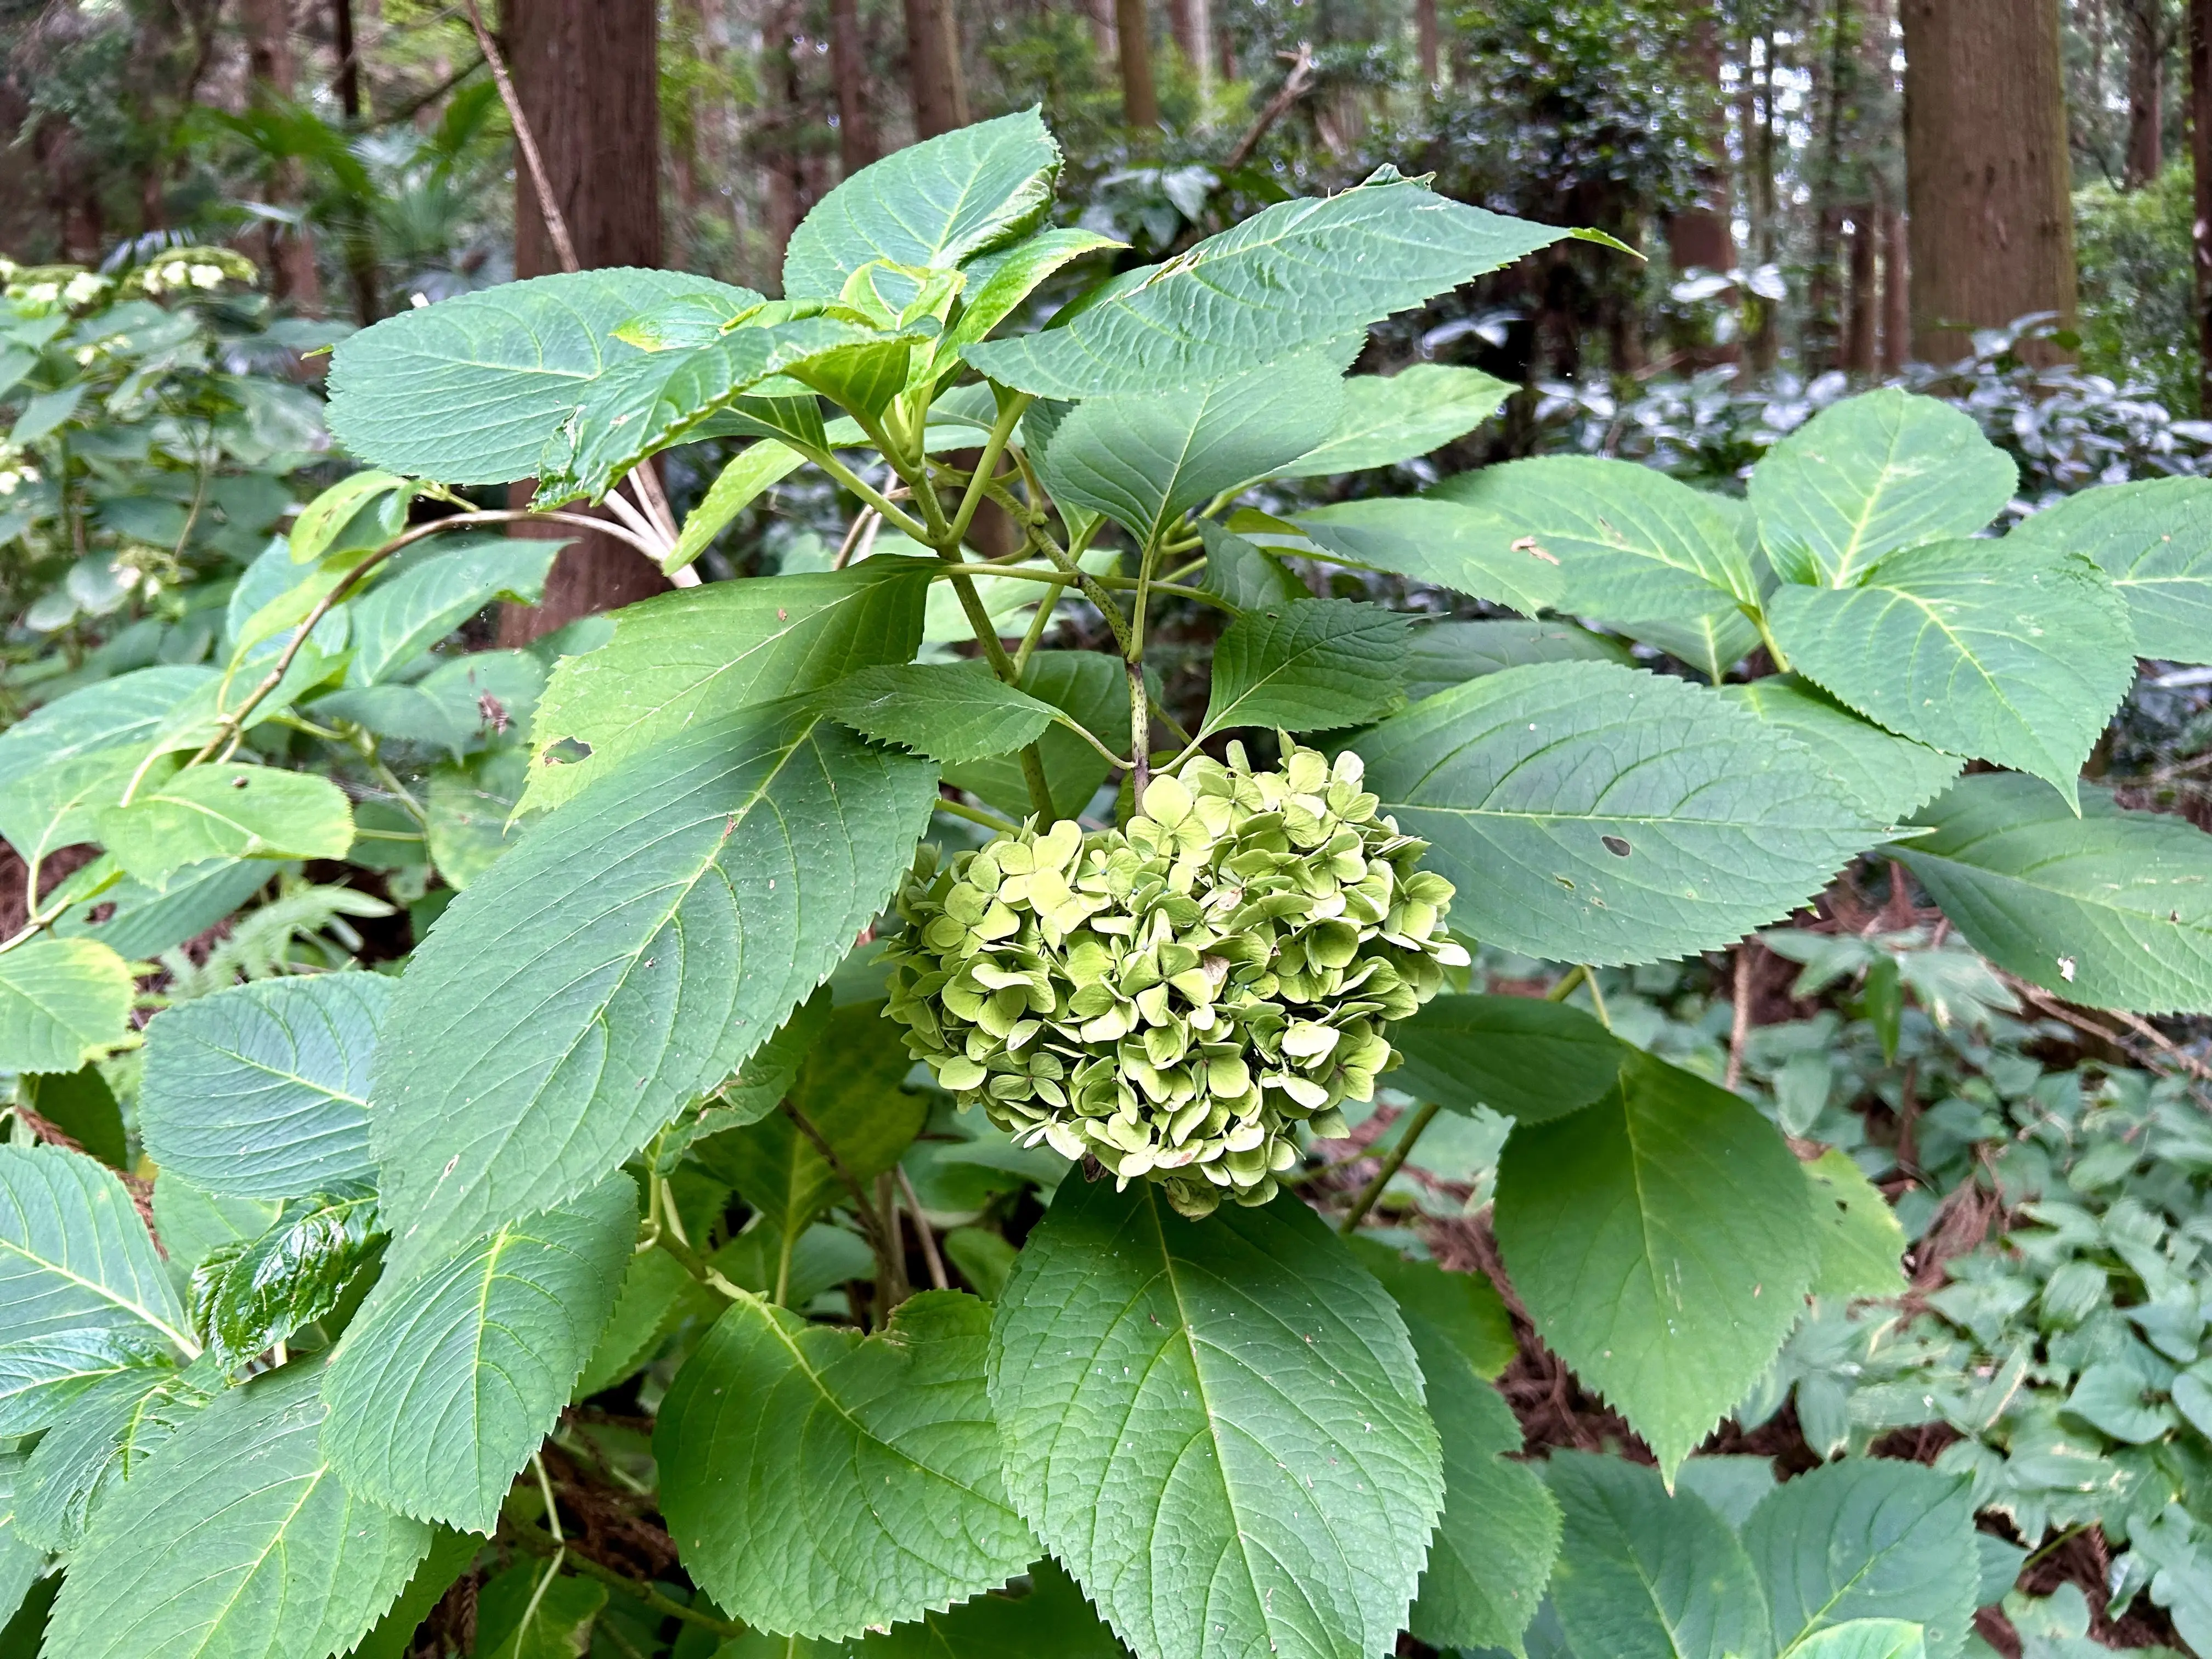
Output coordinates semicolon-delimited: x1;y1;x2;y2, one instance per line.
1582;968;1612;1029
1747;603;1792;675
1338;1101;1444;1235
1545;964;1588;1002
1019;744;1058;822
509;1523;744;1639
946;393;1031;550
814;449;931;541
933;794;1022;834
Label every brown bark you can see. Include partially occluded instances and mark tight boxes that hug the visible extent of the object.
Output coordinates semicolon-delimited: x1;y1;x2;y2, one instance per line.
244;0;321;309
1843;206;1878;373
497;0;670;644
1414;0;1439;87
1167;0;1212;96
1116;0;1159;131
2194;0;2212;410
831;0;879;173
2126;0;2168;188
330;0;381;325
905;0;969;139
1900;0;2077;365
1664;16;1737;366
1878;202;1909;372
761;4;808;269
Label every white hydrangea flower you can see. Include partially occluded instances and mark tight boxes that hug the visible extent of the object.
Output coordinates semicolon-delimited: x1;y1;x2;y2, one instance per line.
62;272;109;305
188;263;224;289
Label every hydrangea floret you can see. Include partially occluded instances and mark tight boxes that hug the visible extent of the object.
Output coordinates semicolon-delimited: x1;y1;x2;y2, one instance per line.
883;738;1468;1217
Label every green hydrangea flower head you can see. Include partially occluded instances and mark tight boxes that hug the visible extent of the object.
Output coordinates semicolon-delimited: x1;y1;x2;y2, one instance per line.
882;737;1468;1217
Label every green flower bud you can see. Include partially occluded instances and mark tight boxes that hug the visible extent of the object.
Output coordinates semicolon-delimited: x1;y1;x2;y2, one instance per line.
883;738;1468;1218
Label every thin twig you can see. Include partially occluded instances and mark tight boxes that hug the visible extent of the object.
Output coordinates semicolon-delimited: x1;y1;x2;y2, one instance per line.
507;1523;742;1638
895;1166;949;1291
1726;943;1754;1091
461;0;579;274
1338;1101;1443;1234
1224;44;1317;170
782;1102;898;1262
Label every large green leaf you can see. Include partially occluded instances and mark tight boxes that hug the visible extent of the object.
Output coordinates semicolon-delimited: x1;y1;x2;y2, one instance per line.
0;938;132;1076
320;1177;635;1533
1493;1052;1822;1477
940;227;1124;363
1277;363;1511;479
97;763;356;884
1357;662;1881;966
1892;773;2212;1012
0;665;218;861
1346;1238;1516;1380
1805;1148;1908;1301
325;268;746;484
523;558;932;812
659;1290;1034;1638
1402;1316;1560;1654
1543;1450;1772;1659
1429;456;1759;620
538;317;896;506
194;1193;383;1373
1615;601;1765;686
1292;496;1566;616
346;535;562;685
824;661;1061;764
941;650;1132;820
783;109;1060;300
1721;676;1962;825
1767;540;2135;805
1748;388;2017;586
1199;597;1409;737
1030;346;1350;545
44;1359;431;1659
965;174;1567;397
1741;1458;1977;1658
1792;1624;1930;1659
0;1146;188;1434
669;441;813;570
989;1179;1442;1659
139;973;390;1200
699;1001;926;1242
1390;993;1624;1125
370;703;938;1277
1402;619;1630;700
2002;475;2212;663
14;1357;214;1552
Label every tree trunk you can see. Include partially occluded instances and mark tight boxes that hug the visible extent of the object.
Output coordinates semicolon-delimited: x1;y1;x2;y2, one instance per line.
244;0;321;310
831;0;878;173
2193;0;2212;410
1167;0;1211;99
905;0;969;139
1414;0;1439;87
1116;0;1159;132
1900;0;2077;365
498;0;670;645
2126;0;2166;187
1663;15;1738;367
1843;205;1878;373
1878;202;1909;372
1746;30;1781;373
330;0;381;325
761;3;808;268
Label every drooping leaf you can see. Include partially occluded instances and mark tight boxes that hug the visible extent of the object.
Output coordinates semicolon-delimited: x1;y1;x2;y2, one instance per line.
16;1066;125;1167
1428;455;1760;620
1494;1052;1822;1477
941;650;1133;820
1346;1238;1516;1380
664;986;837;1154
1030;345;1351;545
1805;1148;1908;1301
474;1561;606;1659
320;1177;636;1534
940;226;1124;362
1891;773;2212;1013
784;109;1060;300
347;1530;482;1659
1199;597;1409;737
51;857;270;961
138;973;391;1201
1741;1457;1978;1658
1197;520;1307;610
44;1358;432;1659
371;704;938;1277
2005;476;2212;662
1293;496;1566;616
326;268;749;484
0;1146;189;1434
14;1357;215;1553
825;660;1062;764
1542;1450;1772;1659
1277;363;1512;478
1614;601;1765;685
1748;388;2018;586
571;1245;719;1400
1358;661;1881;966
1767;540;2135;805
1402;1316;1560;1654
316;651;548;760
150;1179;279;1288
289;471;413;566
1401;618;1630;699
193;1193;383;1373
1721;676;1962;825
1390;993;1626;1125
0;938;132;1076
669;441;813;571
0;665;219;863
965;174;1567;397
989;1178;1443;1659
698;1001;926;1242
659;1290;1034;1639
523;558;933;812
346;534;562;685
97;763;356;885
424;749;531;887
